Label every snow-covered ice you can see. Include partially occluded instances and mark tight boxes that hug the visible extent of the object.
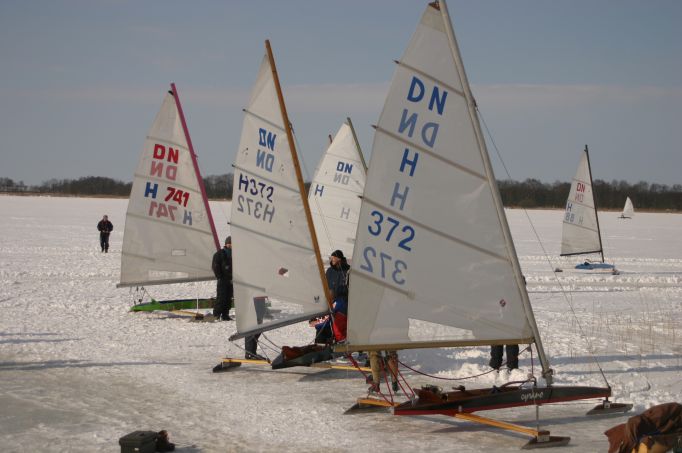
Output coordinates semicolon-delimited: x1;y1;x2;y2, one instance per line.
1;195;680;452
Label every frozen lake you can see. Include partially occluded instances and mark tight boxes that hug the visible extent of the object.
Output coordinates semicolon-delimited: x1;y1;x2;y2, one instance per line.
1;195;680;452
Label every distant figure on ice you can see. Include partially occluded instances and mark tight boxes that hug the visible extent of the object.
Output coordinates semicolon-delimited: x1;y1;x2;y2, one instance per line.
97;215;113;253
211;236;233;321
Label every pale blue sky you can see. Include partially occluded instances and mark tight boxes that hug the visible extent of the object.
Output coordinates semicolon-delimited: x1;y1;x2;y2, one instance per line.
1;1;681;186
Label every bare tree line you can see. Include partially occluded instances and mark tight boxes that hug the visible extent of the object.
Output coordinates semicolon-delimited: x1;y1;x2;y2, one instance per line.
1;175;681;211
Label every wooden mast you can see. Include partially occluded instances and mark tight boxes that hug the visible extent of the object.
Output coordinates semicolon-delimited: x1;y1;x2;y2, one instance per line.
584;145;605;263
264;40;333;311
346;117;368;172
170;82;220;252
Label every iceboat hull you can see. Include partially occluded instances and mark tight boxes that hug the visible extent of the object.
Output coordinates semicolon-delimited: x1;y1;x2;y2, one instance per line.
394;385;611;416
130;298;215;312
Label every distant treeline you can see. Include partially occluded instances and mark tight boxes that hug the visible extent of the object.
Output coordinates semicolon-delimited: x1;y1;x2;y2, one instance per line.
2;175;681;211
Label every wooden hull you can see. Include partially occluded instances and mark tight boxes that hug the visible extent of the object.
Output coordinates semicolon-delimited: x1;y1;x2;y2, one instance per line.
394;385;611;416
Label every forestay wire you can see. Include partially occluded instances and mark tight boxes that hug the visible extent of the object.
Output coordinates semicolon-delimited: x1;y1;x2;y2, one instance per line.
477;106;610;387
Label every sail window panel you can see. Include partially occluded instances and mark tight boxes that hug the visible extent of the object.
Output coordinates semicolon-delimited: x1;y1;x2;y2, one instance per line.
379;65;485;176
401;6;463;95
361;132;509;259
347;233;531;346
235;115;298;190
232;228;326;336
245;55;285;130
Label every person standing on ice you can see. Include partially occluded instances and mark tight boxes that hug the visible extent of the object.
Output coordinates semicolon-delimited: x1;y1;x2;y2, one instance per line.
489;276;525;372
97;215;113;253
211;236;233;321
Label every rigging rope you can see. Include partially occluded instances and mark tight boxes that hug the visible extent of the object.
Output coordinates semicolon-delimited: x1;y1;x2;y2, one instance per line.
477;107;610;387
397;346;532;382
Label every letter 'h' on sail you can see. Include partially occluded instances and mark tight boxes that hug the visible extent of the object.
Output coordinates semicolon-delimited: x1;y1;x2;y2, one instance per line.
118;84;219;288
229;41;332;342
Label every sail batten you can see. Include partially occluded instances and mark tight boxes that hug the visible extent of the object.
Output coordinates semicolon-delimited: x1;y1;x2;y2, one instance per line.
397;61;465;98
243;109;287;132
119;87;219;288
375;126;487;180
232;163;301;193
230;222;316;253
360;196;512;262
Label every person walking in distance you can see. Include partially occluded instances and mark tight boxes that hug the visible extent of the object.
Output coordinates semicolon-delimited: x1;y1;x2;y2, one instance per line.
212;236;233;321
97;215;113;253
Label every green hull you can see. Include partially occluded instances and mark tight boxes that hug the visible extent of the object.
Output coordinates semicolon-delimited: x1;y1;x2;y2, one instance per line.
130;298;215;312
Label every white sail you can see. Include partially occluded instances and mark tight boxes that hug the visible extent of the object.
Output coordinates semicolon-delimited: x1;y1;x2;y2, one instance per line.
621;197;634;218
309;120;367;261
118;87;219;287
345;2;538;353
230;50;328;340
560;149;602;256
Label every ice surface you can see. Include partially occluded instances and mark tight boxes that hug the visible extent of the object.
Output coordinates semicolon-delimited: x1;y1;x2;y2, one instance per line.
1;195;680;452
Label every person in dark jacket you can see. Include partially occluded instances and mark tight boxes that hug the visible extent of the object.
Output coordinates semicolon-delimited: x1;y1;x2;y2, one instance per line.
212;236;233;321
313;249;350;344
97;215;113;253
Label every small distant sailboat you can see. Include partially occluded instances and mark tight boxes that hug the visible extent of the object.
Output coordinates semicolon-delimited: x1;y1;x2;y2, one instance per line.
118;84;220;312
619;197;634;219
309;118;367;261
560;146;615;270
337;1;630;447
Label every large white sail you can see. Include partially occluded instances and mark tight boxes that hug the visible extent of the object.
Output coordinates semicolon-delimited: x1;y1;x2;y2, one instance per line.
309;120;367;261
230;47;329;340
118;86;219;287
345;2;539;354
621;197;634;218
560;148;602;256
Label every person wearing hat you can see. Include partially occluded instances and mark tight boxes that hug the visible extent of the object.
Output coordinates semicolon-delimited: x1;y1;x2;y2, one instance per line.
312;249;350;343
211;236;233;321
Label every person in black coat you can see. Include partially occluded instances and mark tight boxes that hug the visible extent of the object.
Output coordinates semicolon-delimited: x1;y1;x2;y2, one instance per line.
97;215;113;253
314;249;350;344
212;236;233;321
